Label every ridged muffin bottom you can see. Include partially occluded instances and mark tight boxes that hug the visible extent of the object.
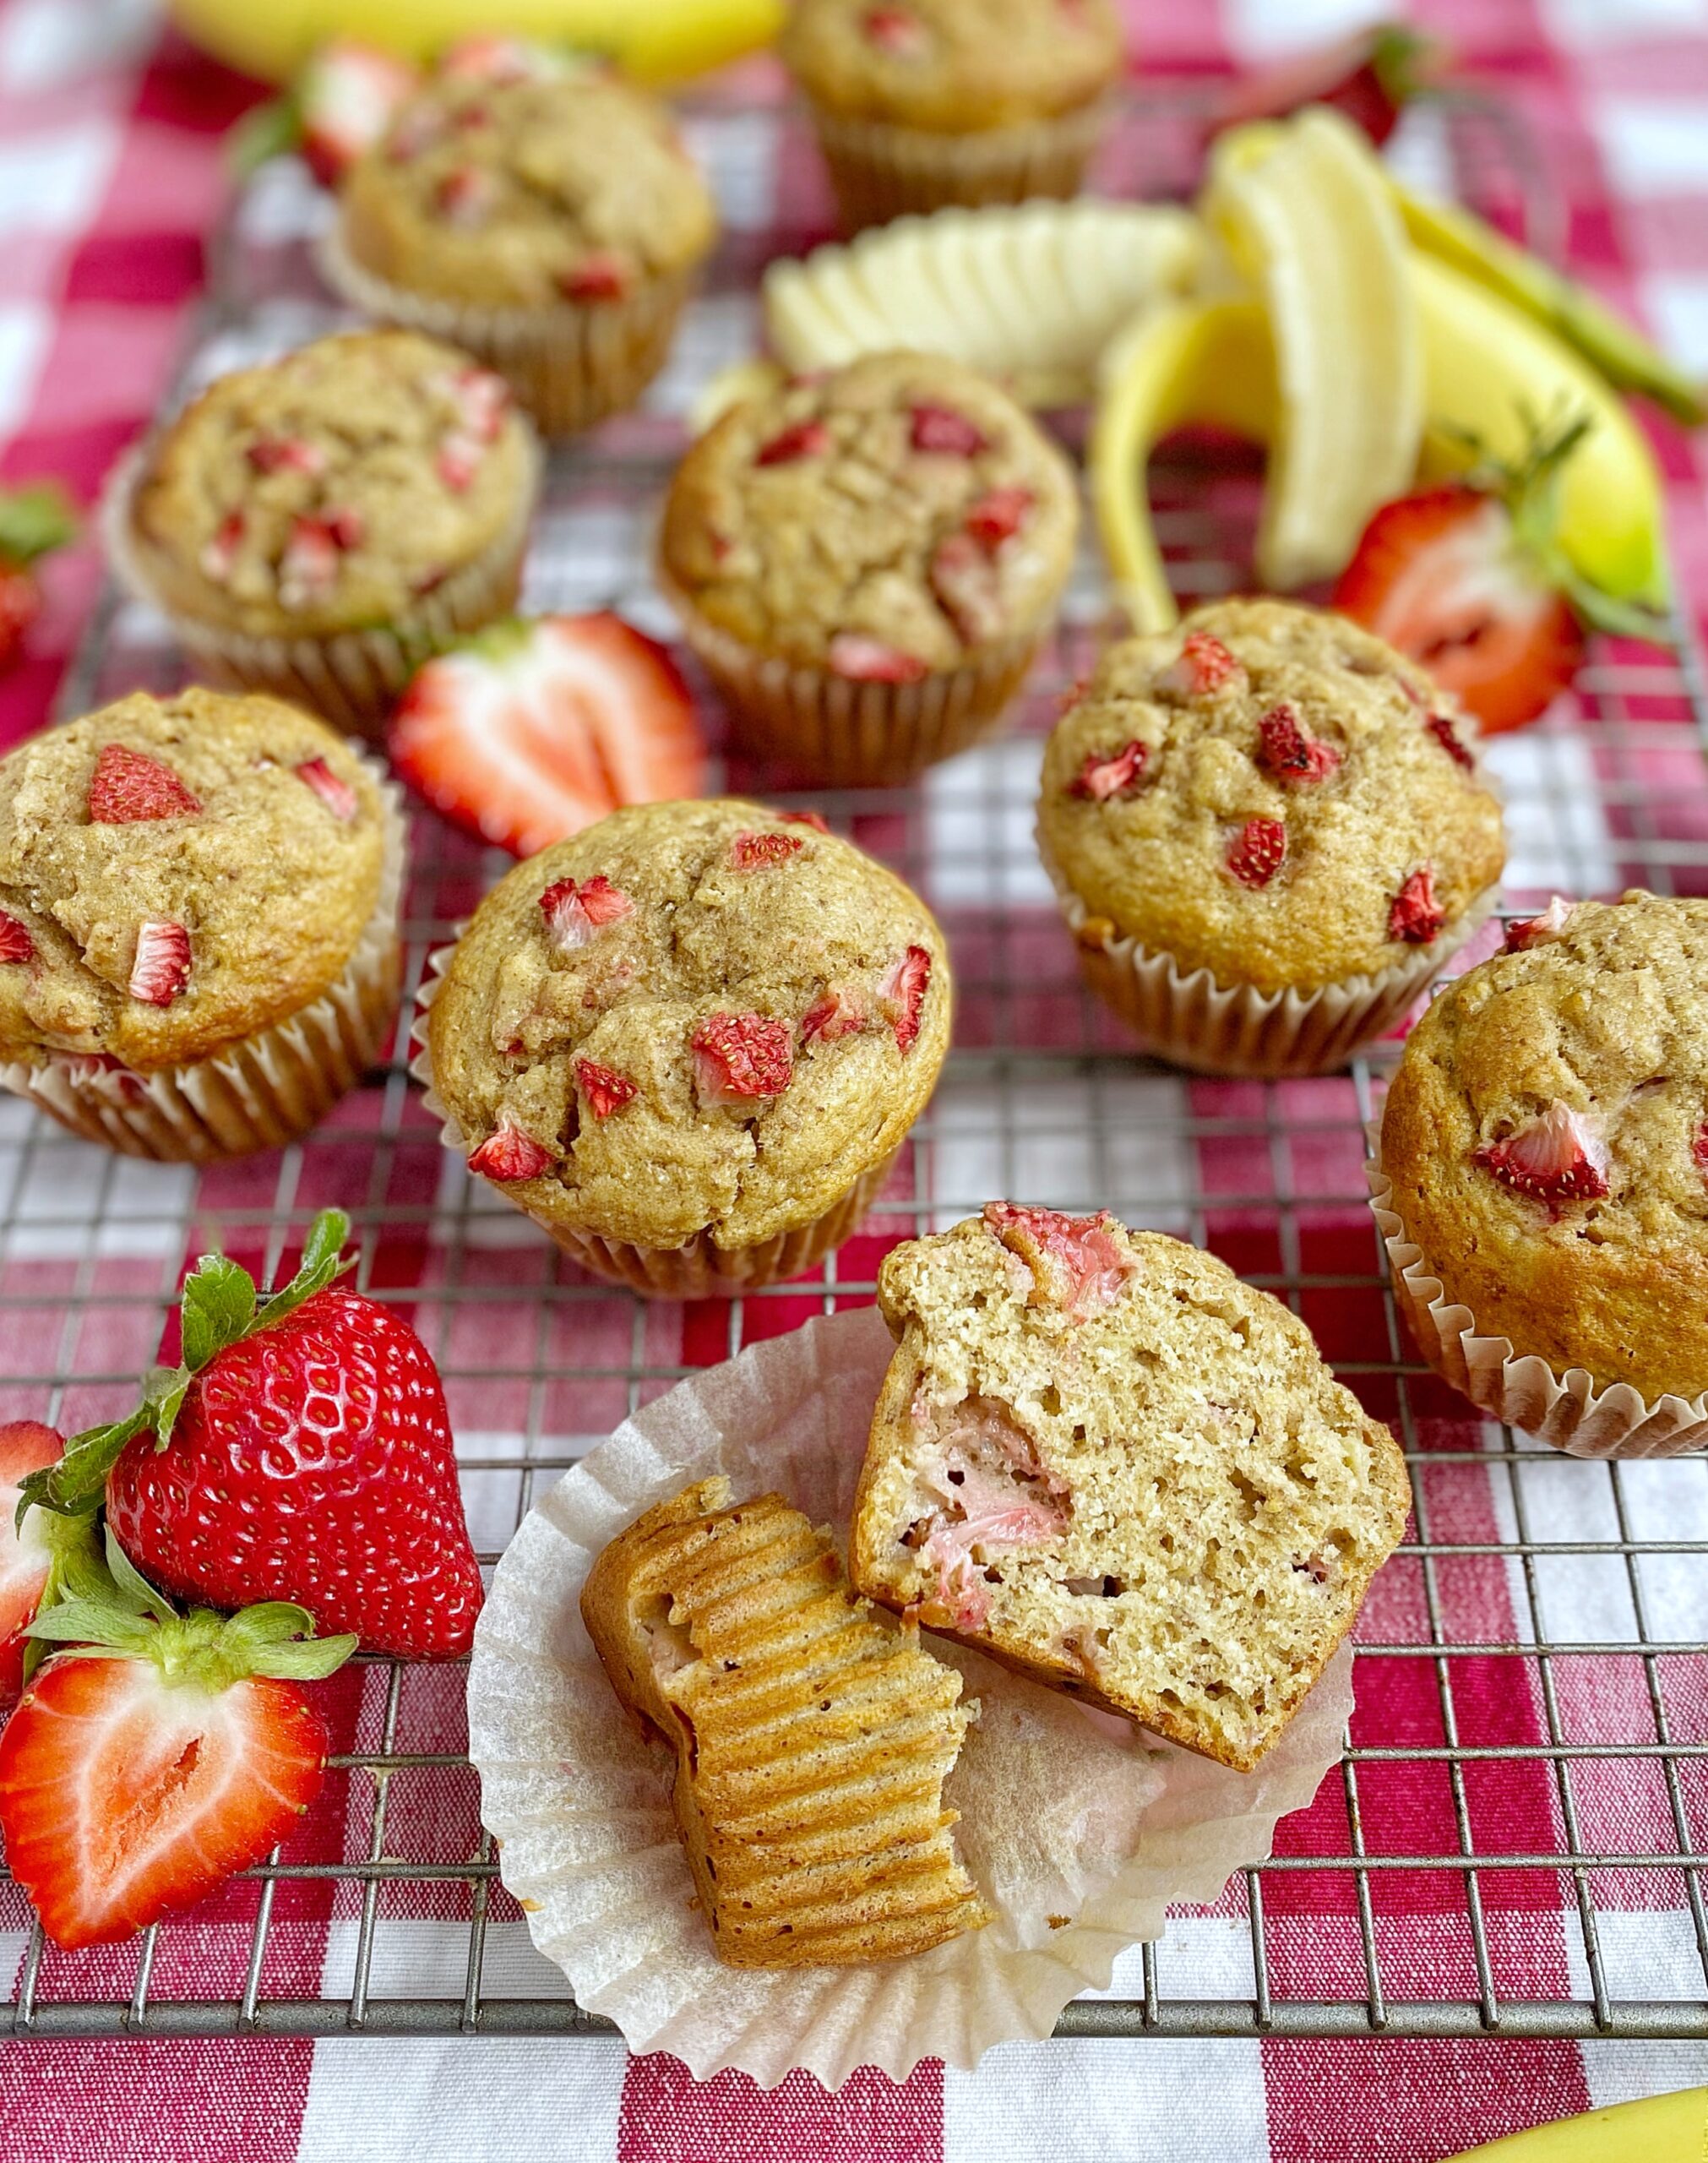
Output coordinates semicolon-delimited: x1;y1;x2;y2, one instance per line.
805;98;1112;232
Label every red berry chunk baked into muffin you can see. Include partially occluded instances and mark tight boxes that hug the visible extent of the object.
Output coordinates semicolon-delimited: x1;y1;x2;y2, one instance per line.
851;1204;1410;1770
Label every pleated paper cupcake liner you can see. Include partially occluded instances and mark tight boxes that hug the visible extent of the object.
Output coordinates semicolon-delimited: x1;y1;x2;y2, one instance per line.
805;98;1112;232
101;433;539;741
318;223;694;440
660;569;1046;787
467;1305;1355;2088
1040;831;1498;1078
410;943;901;1296
1366;1128;1708;1457
0;760;407;1163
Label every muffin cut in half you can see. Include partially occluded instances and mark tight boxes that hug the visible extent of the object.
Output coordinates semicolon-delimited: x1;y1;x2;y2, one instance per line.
581;1476;990;1968
850;1206;1411;1770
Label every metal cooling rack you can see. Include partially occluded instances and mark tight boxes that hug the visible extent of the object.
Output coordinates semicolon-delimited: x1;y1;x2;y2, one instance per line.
7;74;1708;2046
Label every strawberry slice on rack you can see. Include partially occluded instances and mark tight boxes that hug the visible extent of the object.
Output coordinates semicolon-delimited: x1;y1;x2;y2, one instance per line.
1332;417;1668;735
389;613;707;859
22;1211;485;1663
0;1533;353;1948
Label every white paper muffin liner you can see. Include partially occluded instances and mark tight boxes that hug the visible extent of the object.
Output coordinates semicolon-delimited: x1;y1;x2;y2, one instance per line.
805;97;1113;232
318;223;695;441
467;1306;1354;2087
101;431;539;741
659;568;1047;787
1039;829;1499;1078
1365;1125;1708;1458
0;758;407;1163
410;941;906;1296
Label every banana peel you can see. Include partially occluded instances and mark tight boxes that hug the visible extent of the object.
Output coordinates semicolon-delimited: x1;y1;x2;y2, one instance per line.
1093;261;1671;634
166;0;782;85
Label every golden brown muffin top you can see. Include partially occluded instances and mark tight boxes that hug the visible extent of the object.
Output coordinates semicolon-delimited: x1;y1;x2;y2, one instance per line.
781;0;1124;132
425;798;952;1251
1037;598;1506;995
339;68;717;311
125;329;536;642
0;689;388;1072
659;351;1078;674
1380;891;1708;1402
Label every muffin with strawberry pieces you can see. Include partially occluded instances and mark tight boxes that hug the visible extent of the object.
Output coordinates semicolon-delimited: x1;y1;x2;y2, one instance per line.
781;0;1125;230
322;51;717;438
0;687;404;1159
417;797;951;1294
1373;892;1708;1455
106;328;539;736
1036;597;1506;1076
659;351;1078;784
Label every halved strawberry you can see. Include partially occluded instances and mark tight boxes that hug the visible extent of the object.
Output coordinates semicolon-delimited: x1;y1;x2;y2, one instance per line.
389;614;707;858
1332;420;1666;735
1257;705;1341;783
1207;23;1445;148
693;1013;793;1105
1069;741;1147;802
910;405;987;457
576;1060;637;1119
731;831;804;869
1227;818;1286;888
801;987;868;1043
880;945;932;1054
0;1545;353;1949
558;250;631;303
1388;865;1444;945
295;758;357;821
1504;896;1574;951
0;1421;72;1708
1475;1099;1608;1211
0;912;33;965
469;1122;553;1180
966;487;1032;552
89;744;201;824
129;921;190;1006
294;41;419;187
539;873;634;950
827;633;927;684
756;420;832;468
1157;630;1243;698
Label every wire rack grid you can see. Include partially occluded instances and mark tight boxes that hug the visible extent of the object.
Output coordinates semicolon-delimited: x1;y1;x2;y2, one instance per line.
6;77;1708;2048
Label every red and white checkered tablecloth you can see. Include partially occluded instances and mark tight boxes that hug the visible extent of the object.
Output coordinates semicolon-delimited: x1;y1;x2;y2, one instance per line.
4;1;1708;2158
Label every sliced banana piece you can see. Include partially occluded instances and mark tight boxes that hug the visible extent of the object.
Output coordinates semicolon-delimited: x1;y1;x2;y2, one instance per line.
759;200;1205;404
1203;108;1423;589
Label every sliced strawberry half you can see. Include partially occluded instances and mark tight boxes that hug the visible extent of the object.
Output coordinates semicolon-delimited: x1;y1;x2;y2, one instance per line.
1257;705;1341;783
89;745;201;824
1475;1099;1609;1212
879;945;932;1054
539;872;634;951
1070;741;1147;802
295;757;357;821
389;613;707;859
693;1013;793;1106
0;1421;70;1708
468;1122;553;1180
294;41;419;187
129;921;190;1006
575;1060;638;1119
0;912;33;965
1227;818;1286;888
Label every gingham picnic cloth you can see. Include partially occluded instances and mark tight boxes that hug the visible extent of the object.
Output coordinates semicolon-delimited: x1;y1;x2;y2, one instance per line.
3;1;1708;2158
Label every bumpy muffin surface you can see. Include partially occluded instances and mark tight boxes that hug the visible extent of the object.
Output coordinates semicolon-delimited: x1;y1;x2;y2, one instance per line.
0;689;387;1071
340;68;717;309
1380;892;1708;1402
126;330;536;641
426;798;952;1251
1038;598;1506;994
659;351;1078;674
781;0;1124;132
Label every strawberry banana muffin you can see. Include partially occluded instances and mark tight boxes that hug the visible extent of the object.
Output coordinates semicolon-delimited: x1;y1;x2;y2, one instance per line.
659;351;1078;784
323;61;717;438
1373;892;1708;1455
418;797;951;1294
1037;597;1506;1076
781;0;1125;230
0;689;403;1160
108;329;537;737
851;1204;1409;1770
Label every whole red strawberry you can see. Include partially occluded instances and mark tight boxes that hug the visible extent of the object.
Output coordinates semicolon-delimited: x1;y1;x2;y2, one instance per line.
20;1212;482;1659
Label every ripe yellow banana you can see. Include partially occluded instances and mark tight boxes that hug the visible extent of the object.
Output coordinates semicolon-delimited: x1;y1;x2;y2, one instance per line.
1092;259;1671;634
166;0;782;84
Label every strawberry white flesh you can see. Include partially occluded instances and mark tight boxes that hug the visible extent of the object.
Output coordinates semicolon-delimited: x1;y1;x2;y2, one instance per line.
1475;1099;1609;1210
0;1421;65;1707
129;920;190;1006
1504;896;1575;951
298;42;418;186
